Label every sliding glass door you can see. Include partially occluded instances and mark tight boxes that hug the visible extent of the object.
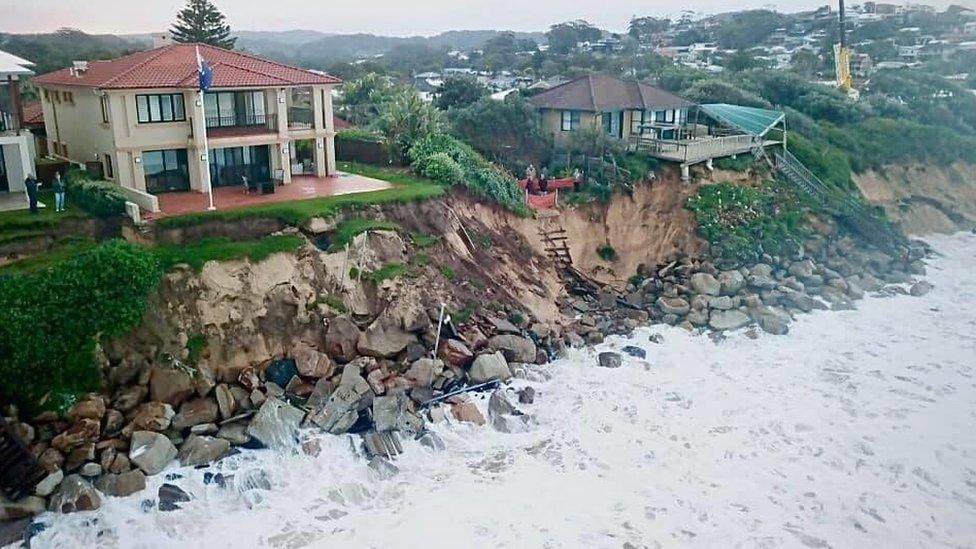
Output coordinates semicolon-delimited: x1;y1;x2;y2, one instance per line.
204;91;267;128
143;149;189;194
209;145;271;187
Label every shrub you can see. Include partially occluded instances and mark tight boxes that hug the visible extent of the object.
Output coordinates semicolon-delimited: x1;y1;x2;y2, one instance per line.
0;240;161;411
64;169;126;218
418;152;465;185
686;181;806;266
336;127;382;143
408;134;525;211
597;244;618;261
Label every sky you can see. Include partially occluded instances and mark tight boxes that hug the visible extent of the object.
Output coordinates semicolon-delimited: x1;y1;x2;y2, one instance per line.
0;0;972;36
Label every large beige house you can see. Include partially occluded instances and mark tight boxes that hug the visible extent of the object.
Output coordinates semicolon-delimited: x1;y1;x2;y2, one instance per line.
530;74;694;146
33;42;341;211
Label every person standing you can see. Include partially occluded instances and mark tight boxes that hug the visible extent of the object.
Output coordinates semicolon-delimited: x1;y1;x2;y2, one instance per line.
52;172;66;212
539;166;550;194
24;174;40;215
573;168;583;192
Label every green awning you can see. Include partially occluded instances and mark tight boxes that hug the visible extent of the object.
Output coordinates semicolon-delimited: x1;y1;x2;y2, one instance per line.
699;104;785;137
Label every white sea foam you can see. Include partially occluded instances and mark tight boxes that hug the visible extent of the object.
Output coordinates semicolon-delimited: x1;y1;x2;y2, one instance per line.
23;232;976;548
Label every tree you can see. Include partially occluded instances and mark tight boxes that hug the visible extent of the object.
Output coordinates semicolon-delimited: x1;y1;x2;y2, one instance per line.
449;95;551;170
628;16;670;44
546;20;603;54
170;0;236;49
434;77;488;110
375;89;445;163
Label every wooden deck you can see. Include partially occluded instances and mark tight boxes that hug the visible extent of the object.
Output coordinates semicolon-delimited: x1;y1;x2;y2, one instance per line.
629;134;777;165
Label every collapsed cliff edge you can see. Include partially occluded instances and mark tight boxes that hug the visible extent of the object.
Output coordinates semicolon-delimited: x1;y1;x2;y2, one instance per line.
0;161;948;538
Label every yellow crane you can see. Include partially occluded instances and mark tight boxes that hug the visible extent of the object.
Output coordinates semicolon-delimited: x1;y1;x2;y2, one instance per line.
834;0;854;92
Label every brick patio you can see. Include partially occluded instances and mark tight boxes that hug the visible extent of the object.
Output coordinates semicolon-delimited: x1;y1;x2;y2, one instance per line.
146;173;393;218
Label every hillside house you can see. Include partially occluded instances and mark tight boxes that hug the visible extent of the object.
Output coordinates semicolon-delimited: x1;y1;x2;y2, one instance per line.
32;42;341;212
0;49;35;200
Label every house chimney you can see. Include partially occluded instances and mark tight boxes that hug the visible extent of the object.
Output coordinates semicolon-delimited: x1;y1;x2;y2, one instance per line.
151;32;173;49
72;60;88;76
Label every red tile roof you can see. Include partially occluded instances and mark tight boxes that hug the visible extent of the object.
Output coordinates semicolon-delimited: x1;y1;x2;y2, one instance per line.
530;73;692;112
20;100;44;126
333;115;352;129
33;43;340;90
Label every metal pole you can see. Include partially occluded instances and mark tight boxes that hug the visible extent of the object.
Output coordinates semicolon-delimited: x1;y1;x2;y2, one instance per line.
432;302;446;359
199;89;216;211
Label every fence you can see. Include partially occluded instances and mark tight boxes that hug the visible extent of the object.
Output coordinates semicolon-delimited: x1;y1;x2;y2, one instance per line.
336;138;392;166
630;134;757;164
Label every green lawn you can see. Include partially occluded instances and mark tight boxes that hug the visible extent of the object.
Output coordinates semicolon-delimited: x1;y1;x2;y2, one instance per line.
157;162;445;228
0;190;88;238
153;234;306;271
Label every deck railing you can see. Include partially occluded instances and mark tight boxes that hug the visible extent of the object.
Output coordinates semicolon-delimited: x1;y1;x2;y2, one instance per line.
630;134;758;164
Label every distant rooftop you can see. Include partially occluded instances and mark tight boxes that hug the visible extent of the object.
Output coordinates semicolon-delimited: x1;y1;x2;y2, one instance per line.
33;42;340;90
0;49;35;78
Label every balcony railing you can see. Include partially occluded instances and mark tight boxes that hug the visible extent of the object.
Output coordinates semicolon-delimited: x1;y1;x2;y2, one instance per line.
205;113;277;137
287;107;314;130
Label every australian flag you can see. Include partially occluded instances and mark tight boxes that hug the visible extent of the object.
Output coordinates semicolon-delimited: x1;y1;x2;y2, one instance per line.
196;47;214;92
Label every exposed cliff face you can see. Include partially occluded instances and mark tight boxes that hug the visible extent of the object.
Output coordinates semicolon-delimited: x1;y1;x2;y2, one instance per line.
854;162;976;235
454;168;705;290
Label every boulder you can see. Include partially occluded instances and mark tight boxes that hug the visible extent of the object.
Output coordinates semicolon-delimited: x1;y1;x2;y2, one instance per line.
371;394;422;434
656;296;690;316
113;385;148;412
689;272;721;296
489;316;520;334
718;270;746;296
291;342;335;378
158;483;191;512
264;358;299;388
708;295;733;311
910;280;934;297
788;259;816;279
51;418;100;453
450;401;486;425
708;310;751;331
468;352;512;384
752;306;791;335
216;422;251;446
149;368;195;406
404;358;443;388
686;309;709;327
68;395;106;422
247;397;306;449
306;363;372;434
178;435;231;467
103;409;125;436
748;274;778;290
129;431;177;476
438;339;474;368
94;470;146;498
215;384;237;420
34;470;64;497
597;352;623;368
48;475;101;513
487;335;537;363
324;316;362;362
171;398;219;430
357;312;417;358
64;443;95;472
130;402;175;432
781;290;824;313
518;387;536;404
622;346;646;359
352;230;406;271
79;463;102;477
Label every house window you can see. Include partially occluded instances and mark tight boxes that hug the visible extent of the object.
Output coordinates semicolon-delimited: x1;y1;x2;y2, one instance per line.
100;96;110;124
136;93;186;123
103;154;114;179
630;110;646;135
64;92;74;104
561;110;580;131
655;109;676;124
43;89;50;101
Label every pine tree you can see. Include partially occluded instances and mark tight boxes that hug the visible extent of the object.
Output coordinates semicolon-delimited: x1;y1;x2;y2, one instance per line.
170;0;236;49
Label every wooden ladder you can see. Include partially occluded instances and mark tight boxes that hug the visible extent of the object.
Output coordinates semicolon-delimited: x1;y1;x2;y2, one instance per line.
538;213;573;268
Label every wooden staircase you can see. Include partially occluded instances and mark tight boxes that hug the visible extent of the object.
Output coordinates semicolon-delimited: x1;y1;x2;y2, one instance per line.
538;212;573;268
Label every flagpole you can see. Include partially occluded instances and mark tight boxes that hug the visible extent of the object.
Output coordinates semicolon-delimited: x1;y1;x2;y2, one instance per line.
200;89;215;211
196;46;216;211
